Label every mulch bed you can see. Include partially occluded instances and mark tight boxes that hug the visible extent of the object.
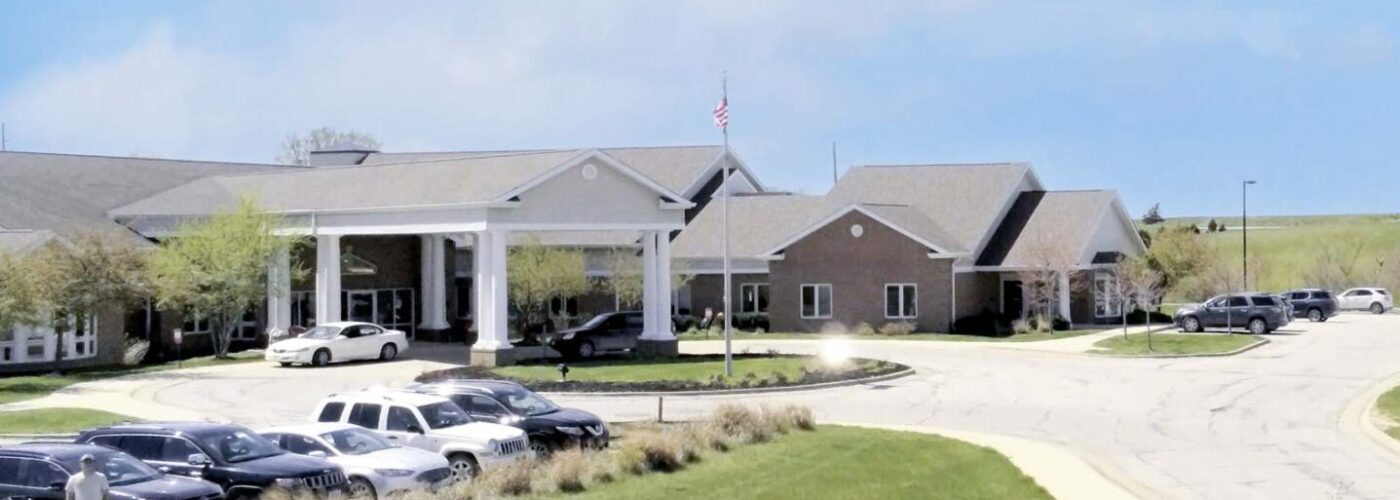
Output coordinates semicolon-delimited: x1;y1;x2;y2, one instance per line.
415;353;908;393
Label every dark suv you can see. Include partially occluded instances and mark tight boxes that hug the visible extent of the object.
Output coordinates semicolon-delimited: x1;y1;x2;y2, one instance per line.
409;379;609;454
77;423;347;500
0;443;223;500
1173;294;1290;334
545;311;644;358
1282;289;1339;322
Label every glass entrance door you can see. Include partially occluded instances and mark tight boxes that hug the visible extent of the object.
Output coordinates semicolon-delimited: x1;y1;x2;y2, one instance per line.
346;291;375;323
340;289;416;339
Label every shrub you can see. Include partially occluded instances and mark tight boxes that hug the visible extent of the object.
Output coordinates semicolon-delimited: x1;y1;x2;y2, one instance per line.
121;338;150;366
819;321;849;335
1012;318;1032;335
475;457;536;496
1125;309;1173;324
780;404;816;431
612;443;649;475
621;429;683;472
878;322;915;336
678;421;731;452
544;448;590;493
710;403;770;443
853;322;876;336
759;405;792;435
953;310;1013;335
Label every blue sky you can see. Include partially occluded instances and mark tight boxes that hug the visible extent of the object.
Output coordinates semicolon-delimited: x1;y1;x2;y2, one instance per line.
2;1;1399;218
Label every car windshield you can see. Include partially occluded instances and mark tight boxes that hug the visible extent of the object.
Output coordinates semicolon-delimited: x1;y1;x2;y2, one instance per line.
299;326;343;340
419;402;471;429
199;428;285;463
62;451;161;487
580;314;611;329
500;389;560;416
321;428;395;456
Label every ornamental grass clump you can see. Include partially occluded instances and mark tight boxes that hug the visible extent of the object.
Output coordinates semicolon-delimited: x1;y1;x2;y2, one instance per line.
475;457;536;496
711;403;770;443
782;404;817;431
678;420;732;452
544;447;590;493
621;428;685;472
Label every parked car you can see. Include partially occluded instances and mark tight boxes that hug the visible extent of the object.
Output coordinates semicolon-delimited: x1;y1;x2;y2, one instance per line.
1337;287;1394;315
259;423;451;499
544;311;644;358
0;443;224;500
408;379;610;455
76;422;347;500
265;322;408;367
1282;289;1340;322
1173;294;1290;334
1274;294;1295;320
309;390;530;481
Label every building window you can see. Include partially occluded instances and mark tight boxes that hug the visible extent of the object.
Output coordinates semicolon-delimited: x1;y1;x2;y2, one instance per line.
800;284;833;319
550;296;580;317
1094;271;1122;318
740;284;769;313
182;316;211;335
885;284;917;319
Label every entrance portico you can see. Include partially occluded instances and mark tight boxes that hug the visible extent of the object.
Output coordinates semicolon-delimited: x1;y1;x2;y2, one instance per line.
246;150;692;365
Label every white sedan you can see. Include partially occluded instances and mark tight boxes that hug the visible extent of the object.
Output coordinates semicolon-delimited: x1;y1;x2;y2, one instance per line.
265;322;409;367
260;423;451;499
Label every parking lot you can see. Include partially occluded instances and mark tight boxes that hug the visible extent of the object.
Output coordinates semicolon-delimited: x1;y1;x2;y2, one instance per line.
9;313;1400;499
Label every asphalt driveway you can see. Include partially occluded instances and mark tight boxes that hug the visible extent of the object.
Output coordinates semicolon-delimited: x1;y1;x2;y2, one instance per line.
11;314;1400;499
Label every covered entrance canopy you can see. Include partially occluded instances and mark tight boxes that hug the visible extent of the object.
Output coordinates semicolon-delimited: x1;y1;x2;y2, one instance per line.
109;149;694;365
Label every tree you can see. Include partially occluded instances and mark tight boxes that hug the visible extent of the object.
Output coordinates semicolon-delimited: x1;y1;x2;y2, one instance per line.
507;239;590;345
0;251;45;336
601;249;644;309
1301;236;1367;290
1207;219;1219;232
29;233;146;373
1141;203;1165;225
1116;256;1165;349
275;127;381;166
1145;225;1213;296
1016;232;1086;326
146;199;297;358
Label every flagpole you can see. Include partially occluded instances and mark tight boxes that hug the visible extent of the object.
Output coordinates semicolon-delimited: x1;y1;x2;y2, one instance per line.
721;72;734;378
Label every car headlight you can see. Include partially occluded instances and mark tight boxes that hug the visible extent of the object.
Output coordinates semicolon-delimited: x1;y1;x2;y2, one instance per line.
275;478;303;488
487;439;499;454
561;333;575;340
374;468;415;477
556;426;584;436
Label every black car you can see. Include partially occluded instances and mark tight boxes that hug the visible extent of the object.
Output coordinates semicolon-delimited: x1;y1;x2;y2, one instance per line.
76;423;347;500
410;380;609;454
1173;294;1290;334
1282;288;1340;322
0;443;224;500
545;311;644;358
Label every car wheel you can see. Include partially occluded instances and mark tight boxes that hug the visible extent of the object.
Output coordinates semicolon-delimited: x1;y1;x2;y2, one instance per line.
529;440;551;457
312;349;331;367
448;453;480;481
379;343;398;361
348;477;377;500
1248;318;1268;335
1182;316;1201;333
278;362;292;368
1308;309;1323;322
578;341;597;358
1371;302;1386;315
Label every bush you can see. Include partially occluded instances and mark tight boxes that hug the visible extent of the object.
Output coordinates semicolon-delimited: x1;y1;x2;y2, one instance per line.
710;403;771;443
1125;309;1173;324
678;421;731;452
732;312;770;331
544;448;590;493
121;338;150;366
782;404;817;431
621;429;684;472
853;322;876;336
953;311;1013;335
475;457;536;496
878;322;915;336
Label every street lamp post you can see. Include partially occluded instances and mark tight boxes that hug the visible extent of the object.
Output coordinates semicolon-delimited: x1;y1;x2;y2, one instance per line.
1243;180;1257;291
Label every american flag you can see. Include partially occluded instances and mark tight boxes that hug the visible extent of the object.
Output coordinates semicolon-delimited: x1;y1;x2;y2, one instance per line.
713;96;729;130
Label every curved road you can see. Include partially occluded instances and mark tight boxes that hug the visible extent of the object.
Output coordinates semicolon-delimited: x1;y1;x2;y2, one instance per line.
16;314;1400;499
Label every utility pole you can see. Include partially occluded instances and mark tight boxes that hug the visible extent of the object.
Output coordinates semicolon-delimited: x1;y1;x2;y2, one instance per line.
1242;180;1257;290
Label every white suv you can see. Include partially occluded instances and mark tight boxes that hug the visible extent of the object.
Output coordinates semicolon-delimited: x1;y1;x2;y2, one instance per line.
1338;287;1394;314
310;391;530;481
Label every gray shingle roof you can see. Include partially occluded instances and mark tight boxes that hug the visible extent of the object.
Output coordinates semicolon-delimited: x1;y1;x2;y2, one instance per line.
670;195;966;259
826;163;1032;252
0;151;296;245
976;191;1117;267
361;145;725;196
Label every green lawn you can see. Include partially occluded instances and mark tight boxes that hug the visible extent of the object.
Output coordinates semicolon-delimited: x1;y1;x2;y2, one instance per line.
1092;332;1261;356
1376;386;1400;441
542;425;1050;500
0;408;134;434
678;329;1102;343
0;352;262;405
494;356;865;385
1147;214;1400;298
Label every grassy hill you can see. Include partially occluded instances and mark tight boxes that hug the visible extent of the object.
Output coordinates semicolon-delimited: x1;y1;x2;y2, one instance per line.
1142;214;1400;294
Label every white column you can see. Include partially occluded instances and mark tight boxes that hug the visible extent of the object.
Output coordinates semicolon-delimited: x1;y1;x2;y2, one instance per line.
266;245;292;335
419;235;451;330
1058;271;1072;323
315;234;342;324
641;230;660;338
652;232;675;339
466;233;478;334
473;230;512;351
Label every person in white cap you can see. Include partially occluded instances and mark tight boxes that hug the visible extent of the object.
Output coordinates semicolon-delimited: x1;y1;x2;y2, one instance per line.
65;453;109;500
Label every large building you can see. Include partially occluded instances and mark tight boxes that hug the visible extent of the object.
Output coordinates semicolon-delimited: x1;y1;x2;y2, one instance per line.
0;144;1140;372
